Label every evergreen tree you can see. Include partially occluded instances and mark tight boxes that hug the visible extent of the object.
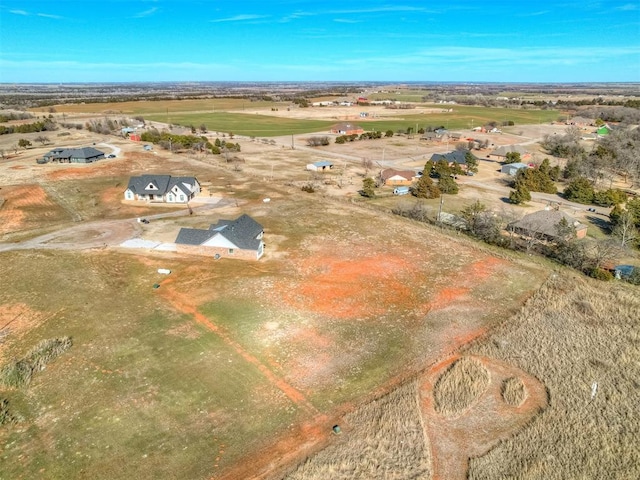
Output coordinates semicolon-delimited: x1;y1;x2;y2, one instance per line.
413;175;441;198
438;175;459;194
509;180;531;204
362;177;376;197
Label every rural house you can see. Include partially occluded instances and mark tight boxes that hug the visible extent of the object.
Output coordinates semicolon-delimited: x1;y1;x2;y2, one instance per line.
380;168;416;186
330;123;364;135
306;160;334;172
124;175;200;203
509;209;588;242
430;150;475;170
175;214;265;260
487;145;531;162
42;146;105;163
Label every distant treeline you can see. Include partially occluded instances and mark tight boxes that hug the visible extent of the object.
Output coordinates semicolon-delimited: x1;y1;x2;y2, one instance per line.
0;120;56;135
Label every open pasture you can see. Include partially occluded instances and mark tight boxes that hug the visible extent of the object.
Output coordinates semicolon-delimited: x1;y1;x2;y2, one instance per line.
0;191;547;479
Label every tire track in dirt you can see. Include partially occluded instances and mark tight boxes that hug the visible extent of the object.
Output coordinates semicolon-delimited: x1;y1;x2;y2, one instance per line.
158;277;318;415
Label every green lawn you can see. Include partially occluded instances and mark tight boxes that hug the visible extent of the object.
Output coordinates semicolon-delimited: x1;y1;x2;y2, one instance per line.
146;112;335;137
0;251;300;479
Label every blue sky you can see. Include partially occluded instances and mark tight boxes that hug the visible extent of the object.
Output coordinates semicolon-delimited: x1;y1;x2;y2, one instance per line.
1;0;639;83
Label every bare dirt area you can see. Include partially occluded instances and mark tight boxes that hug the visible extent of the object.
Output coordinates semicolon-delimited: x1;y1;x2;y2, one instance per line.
0;184;71;237
0;303;53;364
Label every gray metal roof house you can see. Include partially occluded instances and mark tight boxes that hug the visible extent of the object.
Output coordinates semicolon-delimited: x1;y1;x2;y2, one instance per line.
175;214;264;260
43;147;105;163
124;174;200;203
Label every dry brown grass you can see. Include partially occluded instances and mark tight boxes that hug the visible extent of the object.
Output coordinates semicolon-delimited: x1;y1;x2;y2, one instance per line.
501;376;527;407
284;380;431;479
433;356;490;416
468;273;640;479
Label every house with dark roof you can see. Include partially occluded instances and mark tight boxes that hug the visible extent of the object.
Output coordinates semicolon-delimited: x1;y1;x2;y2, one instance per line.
175;214;264;260
430;150;476;170
43;147;105;163
509;209;588;242
380;168;417;186
124;175;200;203
330;123;364;135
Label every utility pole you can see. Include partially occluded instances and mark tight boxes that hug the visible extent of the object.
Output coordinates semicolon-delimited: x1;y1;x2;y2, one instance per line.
437;193;444;224
291;134;294;150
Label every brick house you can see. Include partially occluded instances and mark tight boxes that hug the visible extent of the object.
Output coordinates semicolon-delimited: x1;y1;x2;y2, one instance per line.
380;168;416;186
331;123;364;135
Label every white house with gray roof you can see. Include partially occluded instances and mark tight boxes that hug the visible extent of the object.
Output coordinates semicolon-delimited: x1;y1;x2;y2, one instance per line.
175;214;264;260
124;175;200;203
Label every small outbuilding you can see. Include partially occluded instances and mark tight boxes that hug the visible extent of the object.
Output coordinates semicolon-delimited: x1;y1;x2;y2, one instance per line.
501;163;529;176
306;161;334;172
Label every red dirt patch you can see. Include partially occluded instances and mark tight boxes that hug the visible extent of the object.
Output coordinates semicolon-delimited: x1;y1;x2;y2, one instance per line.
278;254;417;319
0;303;52;363
419;354;548;480
0;184;60;235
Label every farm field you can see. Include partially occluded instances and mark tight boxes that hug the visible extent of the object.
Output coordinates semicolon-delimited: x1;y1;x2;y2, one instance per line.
43;98;560;137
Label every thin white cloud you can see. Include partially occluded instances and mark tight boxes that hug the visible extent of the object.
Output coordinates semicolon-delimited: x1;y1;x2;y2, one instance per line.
210;14;269;23
518;10;551;17
9;9;29;15
333;18;360;24
615;3;639;10
37;13;63;20
133;7;158;18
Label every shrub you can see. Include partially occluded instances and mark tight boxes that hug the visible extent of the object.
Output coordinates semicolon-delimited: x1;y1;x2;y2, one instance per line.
0;337;72;389
301;184;315;193
587;267;614;281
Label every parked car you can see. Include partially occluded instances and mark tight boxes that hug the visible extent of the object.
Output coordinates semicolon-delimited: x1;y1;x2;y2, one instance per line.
107;154;116;158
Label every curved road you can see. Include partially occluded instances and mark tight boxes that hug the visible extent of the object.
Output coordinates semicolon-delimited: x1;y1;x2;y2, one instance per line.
0;199;231;253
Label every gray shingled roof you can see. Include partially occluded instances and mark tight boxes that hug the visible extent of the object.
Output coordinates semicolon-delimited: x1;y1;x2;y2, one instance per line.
175;214;263;251
491;145;529;156
510;209;587;239
175;228;216;245
44;146;105;160
214;214;263;250
430;150;474;165
126;175;196;196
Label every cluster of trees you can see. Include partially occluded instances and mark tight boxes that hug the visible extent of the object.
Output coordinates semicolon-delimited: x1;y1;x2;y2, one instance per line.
0;120;56;135
412;158;468;198
509;159;560;204
307;136;330;146
544;126;640;189
335;130;391;144
138;129;240;156
0;112;33;122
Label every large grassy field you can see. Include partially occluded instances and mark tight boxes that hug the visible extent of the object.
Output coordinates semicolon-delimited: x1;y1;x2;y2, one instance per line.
0;184;548;479
44;97;561;137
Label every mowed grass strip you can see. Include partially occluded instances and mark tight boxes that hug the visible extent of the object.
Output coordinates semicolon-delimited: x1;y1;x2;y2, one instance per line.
0;251;299;479
146;112;335;136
